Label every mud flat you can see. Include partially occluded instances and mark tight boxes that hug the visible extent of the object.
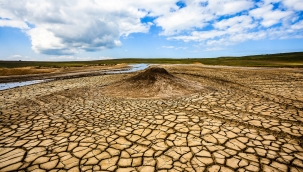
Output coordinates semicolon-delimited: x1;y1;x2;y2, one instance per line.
0;65;303;172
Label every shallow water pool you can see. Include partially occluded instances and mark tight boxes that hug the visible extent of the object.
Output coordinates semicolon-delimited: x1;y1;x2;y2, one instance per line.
0;80;46;91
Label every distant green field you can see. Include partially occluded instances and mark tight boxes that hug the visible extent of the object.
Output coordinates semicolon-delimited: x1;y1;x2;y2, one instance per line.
1;52;303;68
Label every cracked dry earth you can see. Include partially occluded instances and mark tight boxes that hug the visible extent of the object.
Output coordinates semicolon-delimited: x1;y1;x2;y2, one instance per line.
1;65;303;172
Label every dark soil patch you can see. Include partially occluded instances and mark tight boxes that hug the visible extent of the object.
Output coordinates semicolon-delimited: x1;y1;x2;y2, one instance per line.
127;67;173;84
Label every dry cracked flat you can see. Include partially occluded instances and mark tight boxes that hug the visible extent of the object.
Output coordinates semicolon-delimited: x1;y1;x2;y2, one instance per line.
0;65;303;172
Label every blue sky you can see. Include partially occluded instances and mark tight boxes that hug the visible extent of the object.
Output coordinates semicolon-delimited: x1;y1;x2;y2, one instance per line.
0;0;303;61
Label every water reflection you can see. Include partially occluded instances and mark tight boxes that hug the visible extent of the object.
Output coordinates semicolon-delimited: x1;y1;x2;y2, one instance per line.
106;64;149;74
0;80;46;91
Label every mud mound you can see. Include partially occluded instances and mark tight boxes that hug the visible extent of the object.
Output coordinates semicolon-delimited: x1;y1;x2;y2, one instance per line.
126;67;174;85
100;67;203;98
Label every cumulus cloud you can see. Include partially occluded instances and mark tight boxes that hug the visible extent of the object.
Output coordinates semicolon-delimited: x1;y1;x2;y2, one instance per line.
0;0;152;55
0;0;302;55
0;19;29;29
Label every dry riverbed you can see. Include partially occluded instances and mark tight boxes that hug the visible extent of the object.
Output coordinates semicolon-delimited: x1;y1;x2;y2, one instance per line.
0;65;303;172
0;63;129;83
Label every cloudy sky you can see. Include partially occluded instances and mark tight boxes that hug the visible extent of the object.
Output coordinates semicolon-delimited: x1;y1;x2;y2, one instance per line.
0;0;303;61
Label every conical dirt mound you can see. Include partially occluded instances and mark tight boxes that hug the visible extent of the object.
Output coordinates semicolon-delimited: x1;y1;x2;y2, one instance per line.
126;67;174;84
100;67;203;98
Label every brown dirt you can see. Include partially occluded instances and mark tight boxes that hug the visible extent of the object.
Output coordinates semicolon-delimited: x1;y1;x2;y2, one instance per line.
192;62;203;65
100;67;204;98
0;64;129;77
0;67;57;76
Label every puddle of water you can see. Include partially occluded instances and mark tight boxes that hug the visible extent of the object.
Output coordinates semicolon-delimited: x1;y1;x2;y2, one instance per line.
105;64;149;74
0;64;149;91
128;64;149;72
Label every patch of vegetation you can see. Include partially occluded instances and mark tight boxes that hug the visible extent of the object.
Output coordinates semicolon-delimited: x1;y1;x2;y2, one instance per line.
1;52;302;68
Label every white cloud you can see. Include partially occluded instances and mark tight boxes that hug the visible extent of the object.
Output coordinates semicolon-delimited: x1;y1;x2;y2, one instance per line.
282;0;303;11
27;27;75;55
204;47;225;51
161;46;188;50
155;3;213;36
214;15;256;31
0;0;153;55
0;19;29;29
291;20;303;30
250;4;293;27
207;0;254;15
161;46;175;49
170;30;226;42
130;0;178;17
154;0;254;36
170;20;301;48
262;0;282;5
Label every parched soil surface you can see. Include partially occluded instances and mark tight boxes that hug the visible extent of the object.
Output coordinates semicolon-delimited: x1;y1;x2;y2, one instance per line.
0;65;303;172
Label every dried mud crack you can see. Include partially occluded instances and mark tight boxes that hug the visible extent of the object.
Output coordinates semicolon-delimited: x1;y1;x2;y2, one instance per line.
0;65;303;172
